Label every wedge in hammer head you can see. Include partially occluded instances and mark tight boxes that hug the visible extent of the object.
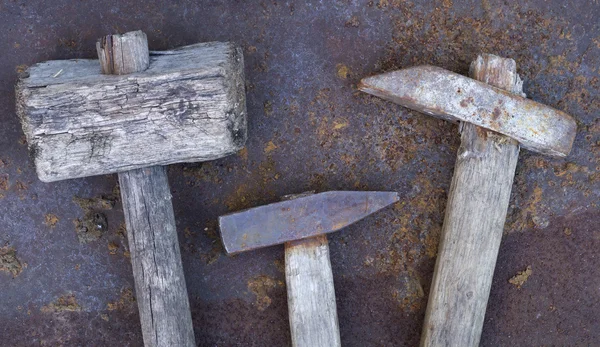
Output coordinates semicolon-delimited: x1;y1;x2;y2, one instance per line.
359;64;576;156
219;190;399;254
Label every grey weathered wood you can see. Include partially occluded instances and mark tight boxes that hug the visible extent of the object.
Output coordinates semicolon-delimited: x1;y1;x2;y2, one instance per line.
97;31;150;75
120;166;195;347
16;39;246;182
420;54;523;347
285;234;341;347
105;32;195;347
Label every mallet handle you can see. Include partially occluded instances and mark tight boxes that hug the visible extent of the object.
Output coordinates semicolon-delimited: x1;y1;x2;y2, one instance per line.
420;55;522;347
285;234;341;347
120;167;195;347
98;31;195;347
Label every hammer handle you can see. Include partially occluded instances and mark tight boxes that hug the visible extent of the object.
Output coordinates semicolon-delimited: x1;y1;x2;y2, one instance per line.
285;234;341;347
420;55;522;347
119;166;195;347
98;31;195;347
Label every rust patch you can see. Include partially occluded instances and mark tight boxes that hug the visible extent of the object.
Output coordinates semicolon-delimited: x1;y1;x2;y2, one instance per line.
247;275;284;311
492;107;501;120
336;63;350;79
238;147;248;161
263;100;273;116
41;294;81;313
0;246;22;277
73;195;116;244
183;163;223;185
44;214;59;228
107;242;119;255
200;220;223;265
344;16;360;28
460;96;474;107
73;213;107;244
508;185;544;232
107;288;136;311
73;196;116;211
508;265;532;289
263;140;278;154
392;271;425;312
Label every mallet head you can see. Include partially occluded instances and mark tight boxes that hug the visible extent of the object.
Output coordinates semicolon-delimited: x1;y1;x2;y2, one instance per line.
16;34;246;182
359;64;576;157
219;191;399;254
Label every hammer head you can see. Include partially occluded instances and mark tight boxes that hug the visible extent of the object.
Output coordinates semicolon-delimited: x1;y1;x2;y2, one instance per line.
219;191;399;254
16;41;246;182
359;65;576;157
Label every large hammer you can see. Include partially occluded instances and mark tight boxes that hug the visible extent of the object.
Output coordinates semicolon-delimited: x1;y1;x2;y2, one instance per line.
360;54;576;346
219;191;399;347
16;31;246;346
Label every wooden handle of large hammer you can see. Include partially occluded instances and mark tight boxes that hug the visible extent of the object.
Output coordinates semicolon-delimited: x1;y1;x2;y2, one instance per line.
120;167;195;346
98;31;195;347
420;54;523;347
285;234;342;347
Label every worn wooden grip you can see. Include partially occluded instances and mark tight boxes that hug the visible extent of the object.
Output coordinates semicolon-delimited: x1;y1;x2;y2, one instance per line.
420;54;522;347
285;234;341;347
120;167;195;347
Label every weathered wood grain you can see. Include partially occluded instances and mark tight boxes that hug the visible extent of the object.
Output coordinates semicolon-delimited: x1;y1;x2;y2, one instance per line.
16;40;246;182
285;234;341;347
120;166;195;347
420;54;522;347
97;31;150;75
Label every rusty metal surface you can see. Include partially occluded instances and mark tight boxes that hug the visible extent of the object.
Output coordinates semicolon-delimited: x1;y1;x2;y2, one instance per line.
219;191;399;253
0;0;598;346
359;65;577;157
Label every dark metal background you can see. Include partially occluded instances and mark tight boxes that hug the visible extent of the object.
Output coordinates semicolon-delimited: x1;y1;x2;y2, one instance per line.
0;1;598;346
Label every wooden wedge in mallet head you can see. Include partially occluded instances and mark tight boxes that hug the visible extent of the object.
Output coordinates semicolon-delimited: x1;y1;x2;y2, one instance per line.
16;30;247;347
360;54;576;347
219;191;399;347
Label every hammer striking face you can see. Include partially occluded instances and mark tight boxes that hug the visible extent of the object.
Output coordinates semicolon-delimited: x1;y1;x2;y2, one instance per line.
219;191;399;254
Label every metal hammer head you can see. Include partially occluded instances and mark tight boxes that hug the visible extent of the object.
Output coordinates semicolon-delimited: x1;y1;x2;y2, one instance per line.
359;65;576;157
219;191;399;254
16;32;246;182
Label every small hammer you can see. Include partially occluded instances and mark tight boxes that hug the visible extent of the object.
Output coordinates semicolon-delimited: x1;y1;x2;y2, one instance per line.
219;191;399;347
360;54;576;346
16;31;247;346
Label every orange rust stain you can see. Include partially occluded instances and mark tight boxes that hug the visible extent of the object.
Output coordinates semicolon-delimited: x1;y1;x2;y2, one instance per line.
336;64;350;79
0;246;22;277
263;141;278;154
247;275;283;311
238;147;248;161
41;294;81;313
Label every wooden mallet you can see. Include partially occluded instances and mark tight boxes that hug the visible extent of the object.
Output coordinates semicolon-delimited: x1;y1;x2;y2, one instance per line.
16;30;247;347
359;54;576;346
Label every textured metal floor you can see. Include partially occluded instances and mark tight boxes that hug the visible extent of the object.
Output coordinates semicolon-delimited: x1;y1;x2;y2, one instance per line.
0;1;599;345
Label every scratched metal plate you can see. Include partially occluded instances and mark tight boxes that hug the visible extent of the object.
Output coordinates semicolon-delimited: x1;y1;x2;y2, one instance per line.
0;1;598;346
